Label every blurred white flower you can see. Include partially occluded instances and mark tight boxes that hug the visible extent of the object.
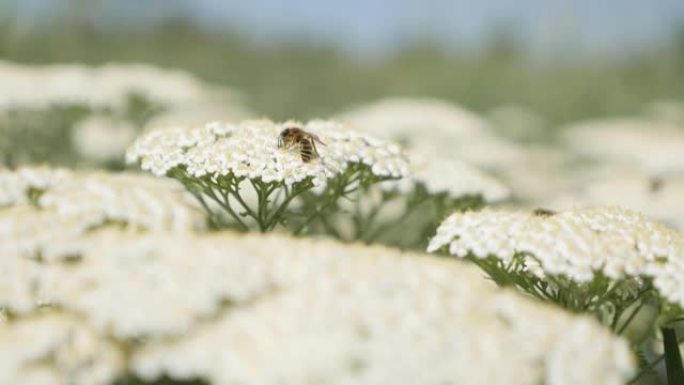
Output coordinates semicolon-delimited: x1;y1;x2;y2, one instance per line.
337;97;526;171
428;206;684;307
0;61;249;114
550;171;684;231
0;231;634;385
495;144;576;203
144;101;252;130
561;118;684;175
382;150;510;202
39;171;206;233
0;166;71;206
486;104;546;140
0;167;205;234
0;312;124;385
71;116;137;163
127;119;410;187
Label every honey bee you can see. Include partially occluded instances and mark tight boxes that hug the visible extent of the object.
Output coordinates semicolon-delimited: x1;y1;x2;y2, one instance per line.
277;126;325;162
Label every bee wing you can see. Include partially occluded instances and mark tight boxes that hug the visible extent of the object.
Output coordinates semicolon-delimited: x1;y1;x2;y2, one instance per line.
310;133;326;146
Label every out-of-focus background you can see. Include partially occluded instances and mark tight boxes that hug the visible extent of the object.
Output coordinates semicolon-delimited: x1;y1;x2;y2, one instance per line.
3;0;684;229
2;0;683;123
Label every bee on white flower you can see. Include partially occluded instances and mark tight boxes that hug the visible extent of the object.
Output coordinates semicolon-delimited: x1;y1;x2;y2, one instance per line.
277;124;326;163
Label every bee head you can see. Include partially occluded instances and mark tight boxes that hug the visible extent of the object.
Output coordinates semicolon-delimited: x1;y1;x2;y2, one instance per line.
278;127;292;148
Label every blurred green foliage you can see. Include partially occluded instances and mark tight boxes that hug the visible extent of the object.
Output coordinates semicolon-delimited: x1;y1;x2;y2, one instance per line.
1;18;683;127
0;95;161;168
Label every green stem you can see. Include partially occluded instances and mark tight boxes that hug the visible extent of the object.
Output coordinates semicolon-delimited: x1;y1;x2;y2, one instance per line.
265;183;309;231
228;182;258;223
189;190;224;229
627;332;684;385
627;355;664;385
662;327;684;385
364;196;426;242
203;185;248;231
611;307;625;331
291;171;359;234
319;215;342;239
615;288;652;334
292;192;336;234
617;302;645;335
591;280;625;309
251;180;268;231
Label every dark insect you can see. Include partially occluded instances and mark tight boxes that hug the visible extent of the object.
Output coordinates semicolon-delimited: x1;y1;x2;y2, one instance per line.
649;177;664;193
533;208;557;217
278;126;325;163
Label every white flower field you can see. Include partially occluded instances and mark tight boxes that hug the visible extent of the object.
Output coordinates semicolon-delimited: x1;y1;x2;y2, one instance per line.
1;52;683;385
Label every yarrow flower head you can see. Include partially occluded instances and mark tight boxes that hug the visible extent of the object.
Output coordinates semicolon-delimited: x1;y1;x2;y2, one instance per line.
561;118;684;175
550;171;684;231
337;97;525;171
71;116;137;163
0;167;205;239
128;119;408;186
0;167;206;314
126;119;410;232
0;166;71;206
0;61;242;112
381;150;510;202
428;206;684;329
0;230;634;385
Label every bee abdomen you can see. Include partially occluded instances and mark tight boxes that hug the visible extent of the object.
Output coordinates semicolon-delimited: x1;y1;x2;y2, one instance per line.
299;138;314;162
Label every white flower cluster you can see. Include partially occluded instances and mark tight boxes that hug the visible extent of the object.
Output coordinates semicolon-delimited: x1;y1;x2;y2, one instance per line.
338;97;525;171
0;168;207;316
0;61;246;114
382;150;510;202
0;231;634;385
127;119;410;187
428;206;684;306
0;167;205;234
562;118;684;175
0;166;71;206
495;144;575;203
71;116;138;162
0;312;124;385
550;171;684;231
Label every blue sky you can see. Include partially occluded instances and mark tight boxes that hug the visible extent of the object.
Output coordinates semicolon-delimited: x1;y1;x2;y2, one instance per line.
6;0;684;56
